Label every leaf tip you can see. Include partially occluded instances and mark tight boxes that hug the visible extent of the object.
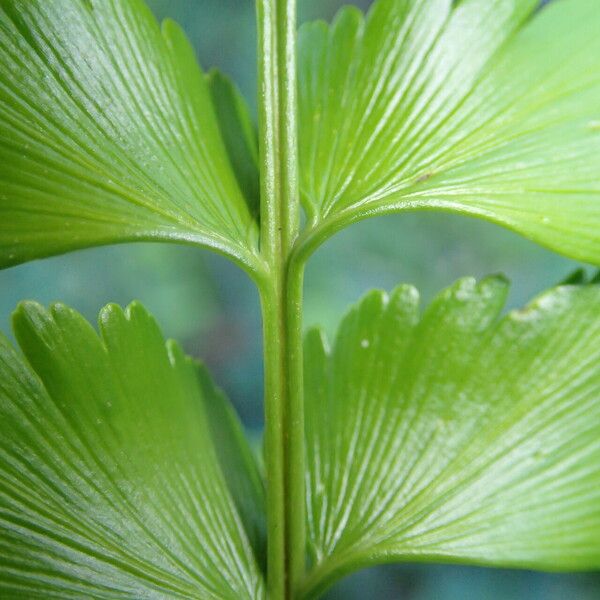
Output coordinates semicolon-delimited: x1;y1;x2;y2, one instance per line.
160;16;180;40
332;4;365;31
48;301;74;318
298;18;330;41
360;288;390;310
478;273;510;296
206;66;225;86
166;337;193;369
160;16;197;67
124;300;149;320
13;299;43;315
443;275;509;305
98;302;124;329
559;268;587;286
12;300;46;330
390;283;420;307
305;327;330;357
508;286;578;323
11;301;57;349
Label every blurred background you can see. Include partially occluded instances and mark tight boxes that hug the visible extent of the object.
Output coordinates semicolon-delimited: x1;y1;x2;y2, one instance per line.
1;0;597;598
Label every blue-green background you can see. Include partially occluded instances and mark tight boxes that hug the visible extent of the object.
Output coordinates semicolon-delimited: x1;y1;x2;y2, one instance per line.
0;1;597;598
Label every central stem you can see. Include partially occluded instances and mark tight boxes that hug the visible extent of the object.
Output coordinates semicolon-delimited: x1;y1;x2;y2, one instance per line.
256;0;304;598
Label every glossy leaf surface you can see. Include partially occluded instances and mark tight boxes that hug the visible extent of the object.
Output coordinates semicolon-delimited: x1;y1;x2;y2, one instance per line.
0;301;265;599
303;276;600;598
298;0;600;264
0;0;260;272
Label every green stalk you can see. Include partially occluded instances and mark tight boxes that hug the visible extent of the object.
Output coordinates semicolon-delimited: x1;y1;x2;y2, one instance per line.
256;0;304;598
284;254;306;596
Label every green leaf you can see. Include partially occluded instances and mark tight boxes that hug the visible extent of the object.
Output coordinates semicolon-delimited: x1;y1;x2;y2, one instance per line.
0;0;261;274
302;276;600;598
0;301;265;599
208;69;260;222
198;360;267;568
298;0;600;265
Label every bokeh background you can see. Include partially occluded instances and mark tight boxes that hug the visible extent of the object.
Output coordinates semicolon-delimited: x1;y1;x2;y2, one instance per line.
1;0;598;598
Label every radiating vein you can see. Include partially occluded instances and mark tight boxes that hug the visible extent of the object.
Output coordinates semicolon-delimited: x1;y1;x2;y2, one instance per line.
298;0;600;264
0;0;259;272
303;276;600;597
0;302;265;599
